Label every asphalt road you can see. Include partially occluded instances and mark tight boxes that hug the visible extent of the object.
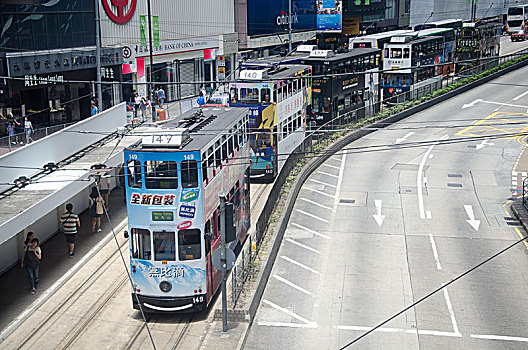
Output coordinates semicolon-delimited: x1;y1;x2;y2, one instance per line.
244;56;528;348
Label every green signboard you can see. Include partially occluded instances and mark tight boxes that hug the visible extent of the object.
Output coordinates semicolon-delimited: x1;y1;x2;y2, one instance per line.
152;211;174;221
153;16;160;47
140;15;146;47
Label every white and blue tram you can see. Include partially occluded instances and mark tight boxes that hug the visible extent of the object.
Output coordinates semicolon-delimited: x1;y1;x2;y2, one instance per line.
124;107;251;312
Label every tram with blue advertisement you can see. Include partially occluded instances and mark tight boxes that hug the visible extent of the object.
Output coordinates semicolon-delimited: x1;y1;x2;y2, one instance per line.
229;64;311;180
124;107;251;312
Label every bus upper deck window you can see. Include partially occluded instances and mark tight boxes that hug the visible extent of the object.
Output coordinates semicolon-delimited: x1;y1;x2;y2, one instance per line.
131;228;151;260
154;230;175;261
391;48;402;59
127;160;143;188
181;160;199;188
403;48;410;59
145;161;178;189
178;229;202;261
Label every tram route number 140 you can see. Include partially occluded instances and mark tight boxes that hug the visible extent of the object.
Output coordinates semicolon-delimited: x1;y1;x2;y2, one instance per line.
193;296;204;304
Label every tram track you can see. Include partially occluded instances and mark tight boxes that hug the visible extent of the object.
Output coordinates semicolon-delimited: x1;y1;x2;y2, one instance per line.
125;314;194;350
14;238;129;350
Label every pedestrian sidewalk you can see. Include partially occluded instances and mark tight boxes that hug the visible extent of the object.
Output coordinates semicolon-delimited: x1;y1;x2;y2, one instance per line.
0;187;128;331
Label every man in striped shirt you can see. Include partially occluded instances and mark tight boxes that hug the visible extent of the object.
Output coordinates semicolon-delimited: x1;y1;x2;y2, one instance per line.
60;203;81;256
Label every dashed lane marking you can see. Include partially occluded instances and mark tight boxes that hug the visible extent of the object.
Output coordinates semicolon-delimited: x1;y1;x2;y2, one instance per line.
294;209;329;223
273;275;313;296
429;233;442;270
337;326;462;337
309;178;337;188
303;187;336;199
291;223;331;240
321;163;341;170
317;170;339;179
285;238;322;254
281;256;320;274
299;197;332;210
471;334;528;342
259;299;317;328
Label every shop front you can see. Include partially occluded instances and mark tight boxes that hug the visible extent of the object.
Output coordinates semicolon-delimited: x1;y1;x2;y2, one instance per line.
5;47;123;127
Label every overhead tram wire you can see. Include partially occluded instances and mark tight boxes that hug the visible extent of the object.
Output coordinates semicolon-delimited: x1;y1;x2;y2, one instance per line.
339;232;528;349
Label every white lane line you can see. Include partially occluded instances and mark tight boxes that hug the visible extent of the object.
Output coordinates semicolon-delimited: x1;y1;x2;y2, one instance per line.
273;275;313;295
331;156;342;162
285;238;322;254
471;334;528;342
443;287;461;336
418;145;435;219
309;178;337;188
0;217;128;343
281;256;320;274
258;321;317;328
337;326;461;337
299;197;332;210
262;299;316;326
321;163;341;170
291;222;331;240
513;90;528;101
429;233;442;270
303;186;336;199
295;209;329;223
317;170;339;179
333;150;347;212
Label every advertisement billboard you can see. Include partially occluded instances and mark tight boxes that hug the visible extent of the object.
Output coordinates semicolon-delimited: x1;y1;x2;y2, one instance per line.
316;0;342;32
247;0;316;36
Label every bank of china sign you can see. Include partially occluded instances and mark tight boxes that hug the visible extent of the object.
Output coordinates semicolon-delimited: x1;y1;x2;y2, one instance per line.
122;36;219;61
102;0;137;24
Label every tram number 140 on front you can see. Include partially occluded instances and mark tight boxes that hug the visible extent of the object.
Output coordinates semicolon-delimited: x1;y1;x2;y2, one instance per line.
193;296;204;304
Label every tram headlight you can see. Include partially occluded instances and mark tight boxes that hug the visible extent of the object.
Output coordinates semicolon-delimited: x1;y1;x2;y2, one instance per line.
159;281;172;293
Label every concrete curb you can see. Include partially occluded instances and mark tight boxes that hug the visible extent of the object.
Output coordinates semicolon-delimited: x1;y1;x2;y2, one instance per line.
238;56;528;348
0;218;128;343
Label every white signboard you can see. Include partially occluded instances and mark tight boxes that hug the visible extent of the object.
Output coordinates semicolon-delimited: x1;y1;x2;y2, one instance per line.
239;70;267;80
123;36;219;61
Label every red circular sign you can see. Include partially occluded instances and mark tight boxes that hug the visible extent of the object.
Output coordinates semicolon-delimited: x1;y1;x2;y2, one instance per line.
177;221;192;230
102;0;137;24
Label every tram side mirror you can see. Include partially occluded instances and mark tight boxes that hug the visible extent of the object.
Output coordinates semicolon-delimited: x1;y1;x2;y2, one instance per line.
225;203;237;243
124;230;129;239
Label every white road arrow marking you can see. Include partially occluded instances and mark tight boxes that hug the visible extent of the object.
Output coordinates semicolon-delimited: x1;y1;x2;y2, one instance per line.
373;200;385;227
462;98;528;109
475;139;494;150
461;99;482;109
395;132;415;144
464;205;480;231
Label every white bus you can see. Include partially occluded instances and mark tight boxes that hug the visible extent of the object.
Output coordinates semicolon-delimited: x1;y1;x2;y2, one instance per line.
349;30;414;59
507;5;528;34
413;19;463;31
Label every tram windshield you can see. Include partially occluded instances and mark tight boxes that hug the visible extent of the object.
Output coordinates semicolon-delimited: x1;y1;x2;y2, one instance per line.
131;228;151;260
181;160;199;188
145;161;178;189
178;229;202;261
154;230;176;261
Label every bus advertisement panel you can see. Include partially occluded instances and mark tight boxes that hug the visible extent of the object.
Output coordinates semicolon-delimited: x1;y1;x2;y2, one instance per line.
316;0;342;32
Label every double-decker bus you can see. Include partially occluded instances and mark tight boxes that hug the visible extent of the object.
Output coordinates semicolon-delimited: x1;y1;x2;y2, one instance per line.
124;107;251;312
297;48;381;126
382;35;444;102
455;20;501;72
507;5;528;34
413;28;457;75
349;30;414;59
229;64;312;180
413;18;463;31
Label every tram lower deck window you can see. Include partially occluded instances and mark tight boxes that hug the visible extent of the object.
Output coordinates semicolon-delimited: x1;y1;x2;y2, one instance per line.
131;228;152;260
178;229;202;261
154;230;176;261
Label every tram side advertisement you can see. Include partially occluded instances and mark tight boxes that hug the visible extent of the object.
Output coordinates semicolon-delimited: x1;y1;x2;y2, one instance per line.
125;151;207;300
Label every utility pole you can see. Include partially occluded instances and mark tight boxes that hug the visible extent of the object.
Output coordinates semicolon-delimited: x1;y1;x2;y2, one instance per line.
220;195;228;332
288;0;292;52
94;0;103;111
471;0;476;22
147;0;156;122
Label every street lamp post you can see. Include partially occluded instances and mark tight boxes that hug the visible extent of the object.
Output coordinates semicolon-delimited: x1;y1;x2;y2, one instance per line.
94;0;103;111
147;0;156;122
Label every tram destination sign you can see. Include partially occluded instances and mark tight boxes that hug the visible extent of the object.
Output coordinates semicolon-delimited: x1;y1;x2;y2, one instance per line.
152;211;174;221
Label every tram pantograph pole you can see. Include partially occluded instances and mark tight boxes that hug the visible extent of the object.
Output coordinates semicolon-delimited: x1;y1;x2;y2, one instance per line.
147;0;156;122
94;0;103;111
288;0;292;52
220;195;228;332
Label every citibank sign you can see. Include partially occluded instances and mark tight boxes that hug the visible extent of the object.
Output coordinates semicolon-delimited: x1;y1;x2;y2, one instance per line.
276;11;299;26
102;0;137;24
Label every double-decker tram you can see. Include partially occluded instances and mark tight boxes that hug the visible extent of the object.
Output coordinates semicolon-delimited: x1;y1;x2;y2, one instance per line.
455;20;501;72
124;107;251;312
382;35;444;103
229;64;312;180
413;18;463;31
298;48;381;127
349;30;414;58
415;28;457;75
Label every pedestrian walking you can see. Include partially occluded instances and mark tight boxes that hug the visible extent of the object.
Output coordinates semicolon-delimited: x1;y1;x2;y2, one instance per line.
197;93;205;107
7;121;15;145
133;93;141;119
23;231;35;250
24;116;33;144
139;97;147;122
89;187;104;233
59;203;80;256
20;237;41;294
91;102;98;116
13;115;23;144
158;87;165;108
99;174;111;211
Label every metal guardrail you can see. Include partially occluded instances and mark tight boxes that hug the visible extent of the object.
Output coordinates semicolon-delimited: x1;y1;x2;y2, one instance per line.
231;235;253;305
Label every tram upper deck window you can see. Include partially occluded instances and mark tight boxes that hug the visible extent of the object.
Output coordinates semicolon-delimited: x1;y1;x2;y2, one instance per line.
178;229;202;261
181;160;199;188
154;230;176;261
403;48;410;59
261;88;271;104
131;228;152;260
390;48;402;59
240;88;259;105
144;161;178;189
127;160;143;188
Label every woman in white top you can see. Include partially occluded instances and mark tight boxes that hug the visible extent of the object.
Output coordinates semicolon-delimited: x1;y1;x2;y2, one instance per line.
24;116;34;144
